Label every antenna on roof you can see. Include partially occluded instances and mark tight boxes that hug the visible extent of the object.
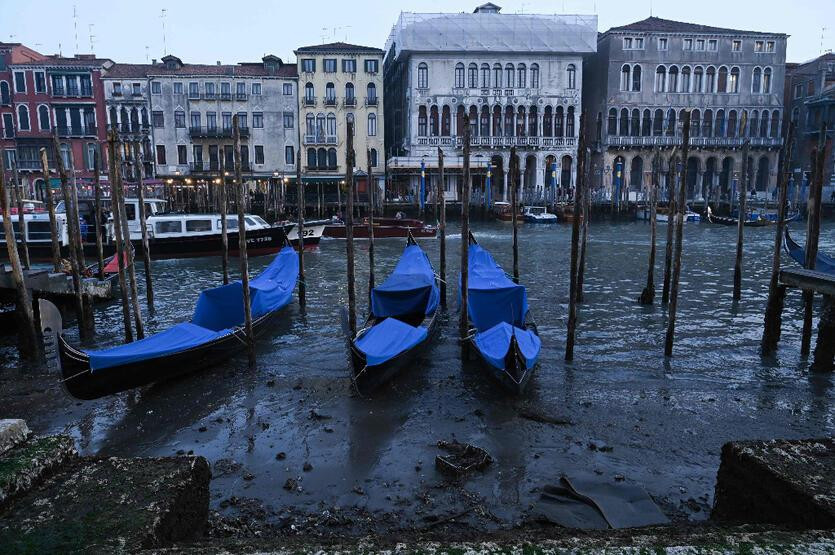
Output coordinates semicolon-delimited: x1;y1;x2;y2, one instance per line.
321;27;328;44
649;0;653;16
161;9;168;55
822;26;828;55
145;45;150;63
88;24;95;54
73;5;79;54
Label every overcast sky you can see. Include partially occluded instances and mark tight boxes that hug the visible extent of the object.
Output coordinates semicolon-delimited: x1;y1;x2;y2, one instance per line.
4;0;832;65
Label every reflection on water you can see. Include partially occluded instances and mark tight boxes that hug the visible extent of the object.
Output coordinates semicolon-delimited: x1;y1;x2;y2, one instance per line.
1;219;834;527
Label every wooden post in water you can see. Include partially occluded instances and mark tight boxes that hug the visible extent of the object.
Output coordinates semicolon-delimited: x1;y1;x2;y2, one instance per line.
576;145;591;303
233;116;255;368
219;155;230;285
761;122;795;354
639;149;660;304
296;149;305;311
437;147;447;307
0;159;37;357
52;132;89;339
460;116;471;348
733;112;751;301
367;149;375;302
115;141;144;340
565;112;586;362
510;146;520;284
11;160;30;269
133;142;154;313
664;110;691;357
39;148;62;273
345;121;357;337
107;130;133;343
800;123;828;358
92;152;105;280
661;147;678;305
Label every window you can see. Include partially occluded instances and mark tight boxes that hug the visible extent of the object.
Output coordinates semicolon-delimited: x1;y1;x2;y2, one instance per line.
505;63;514;88
324;59;337;73
152;110;164;128
155;220;182;234
222;112;232;129
285;145;294;165
468;63;478;88
708;39;717;51
59;143;70;167
705;66;716;92
763;67;772;94
207;112;217;130
418;106;427;136
85;143;97;170
752;67;762;92
683;38;693;50
186;220;212;233
530;64;539;88
51;75;65;95
345;82;355;103
327;113;337;137
668;66;679;92
696;39;705;51
17;105;30;131
236;82;246;98
252;112;263;128
193;145;203;164
620;64;630;91
302;59;316;73
283;112;294;129
369;148;377;167
188;82;199;98
177;145;187;164
14;72;25;93
0;82;9;104
38;105;50;130
623;37;633;49
718;66;728;92
754;41;763;52
658;37;668;50
156;145;166;164
174;110;185;128
681;66;690;92
807;80;815;96
325;82;335;104
34;72;45;93
729;67;739;93
481;64;490;88
794;83;803;99
493;63;502;88
732;40;741;52
655;66;667;92
131;82;141;96
304;82;314;103
2;113;13;138
693;66;704;92
566;106;575;136
189;111;200;129
454;63;465;88
251;83;261;95
307;148;316;168
236;112;247;129
342;59;357;73
368;113;377;136
254;145;264;165
151;81;161;94
566;64;576;89
283;83;293;95
517;63;526;88
173;82;183;95
635;38;644;49
417;63;428;88
364;59;378;73
766;41;775;52
327;148;337;169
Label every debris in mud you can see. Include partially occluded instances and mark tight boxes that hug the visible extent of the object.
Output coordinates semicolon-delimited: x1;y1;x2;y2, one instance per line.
352;485;365;495
309;409;332;421
588;440;613;452
243;472;255;481
213;458;243;477
266;379;276;387
275;452;286;461
283;478;299;491
198;426;207;433
303;462;313;472
435;440;492;478
518;409;572;426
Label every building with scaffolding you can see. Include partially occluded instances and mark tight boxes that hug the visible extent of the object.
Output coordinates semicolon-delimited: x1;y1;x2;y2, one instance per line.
383;3;597;207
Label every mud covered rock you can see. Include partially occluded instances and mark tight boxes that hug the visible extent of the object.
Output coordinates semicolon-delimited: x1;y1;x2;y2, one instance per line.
0;434;76;509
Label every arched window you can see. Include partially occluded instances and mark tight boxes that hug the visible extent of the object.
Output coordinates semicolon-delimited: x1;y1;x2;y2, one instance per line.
729;67;740;93
366;82;376;103
621;64;631;91
668;65;679;92
429;106;438;136
417;63;428;88
516;105;526;136
763;67;772;94
454;63;465;88
750;110;759;137
317;148;327;169
304;82;314;102
479;105;489;136
468;63;478;88
543;106;553;137
517;63;526;88
631;109;640;137
345;82;355;103
38;105;50;130
666;108;676;136
480;64;490;88
528;105;537;136
642;109;651;136
681;66;691;92
141;107;148;126
315;113;325;141
17;105;29;130
632;64;642;92
655;66;666;92
326;113;337;137
705;66;716;92
418;105;427;136
555;106;564;137
717;66;728;93
472;105;482;137
691;109;701;137
760;110;770;137
752;67;762;93
566;64;576;89
504;105;514;137
369;148;378;167
619;108;629;136
60;143;70;167
442;105;451;136
791;107;799;124
325;82;335;104
305;114;315;136
727;110;738;138
505;63;515;88
703;109;713;137
566;106;575;136
630;156;644;189
109;106;117;128
530;63;539;88
327;148;337;169
770;110;779;137
715;109;725;137
493;64;502;88
0;81;9;105
653;108;663;136
607;108;617;136
307;148;317;168
693;66;704;92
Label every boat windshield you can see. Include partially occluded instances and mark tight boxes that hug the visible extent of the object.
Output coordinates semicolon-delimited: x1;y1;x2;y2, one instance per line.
528;207;545;215
250;216;269;227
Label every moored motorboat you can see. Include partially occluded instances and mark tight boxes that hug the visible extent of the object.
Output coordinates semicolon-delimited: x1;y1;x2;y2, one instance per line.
522;206;558;223
639;206;701;223
324;217;436;239
784;228;835;275
491;201;514;222
348;233;440;393
39;244;299;400
463;234;541;394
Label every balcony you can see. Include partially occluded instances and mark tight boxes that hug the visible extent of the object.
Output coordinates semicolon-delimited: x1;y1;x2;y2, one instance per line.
57;125;98;137
191;161;220;172
604;135;782;148
235;93;248;101
188;92;200;100
303;134;338;145
343;97;357;107
188;126;250;139
324;97;337;107
365;96;378;106
203;92;217;100
16;160;44;170
109;123;150;135
303;97;316;107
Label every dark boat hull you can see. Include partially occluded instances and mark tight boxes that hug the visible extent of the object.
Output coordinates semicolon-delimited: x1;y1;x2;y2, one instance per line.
324;225;437;239
467;318;539;395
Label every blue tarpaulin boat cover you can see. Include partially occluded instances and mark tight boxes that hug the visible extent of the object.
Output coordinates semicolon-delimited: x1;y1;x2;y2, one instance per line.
474;321;541;370
87;246;298;371
465;245;528;332
786;233;835;275
371;244;439;318
354;317;428;366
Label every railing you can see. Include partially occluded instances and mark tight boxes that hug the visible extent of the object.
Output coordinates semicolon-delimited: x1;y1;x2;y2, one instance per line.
189;126;250;138
365;96;378;106
303;97;316;107
109;123;149;134
16;160;43;170
220;92;232;101
203;92;217;100
303;134;338;145
57;125;98;137
324;97;337;106
235;93;248;101
344;97;356;107
188;92;200;100
605;135;782;147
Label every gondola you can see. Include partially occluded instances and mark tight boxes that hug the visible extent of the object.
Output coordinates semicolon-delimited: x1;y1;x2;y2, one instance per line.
784;228;835;275
348;232;440;393
705;206;797;227
39;242;299;400
463;233;541;394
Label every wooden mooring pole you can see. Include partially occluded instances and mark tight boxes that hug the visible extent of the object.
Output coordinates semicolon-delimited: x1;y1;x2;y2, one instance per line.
233;116;255;368
0;158;37;357
576;145;591;303
801;123;828;358
437;147;447;307
296;149;305;311
733;112;752;302
107;130;133;343
115;141;144;340
367;149;375;302
11;160;30;270
345;120;357;337
219;155;230;285
661;147;678;305
565;112;586;362
510;146;519;284
639;149;660;305
39;148;61;273
761;122;795;354
93;152;105;280
460;116;471;349
133;142;154;314
664;110;691;357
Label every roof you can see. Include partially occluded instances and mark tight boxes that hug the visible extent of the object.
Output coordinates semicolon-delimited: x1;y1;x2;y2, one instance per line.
12;54;113;69
294;42;384;55
385;11;597;58
104;61;297;79
605;16;783;37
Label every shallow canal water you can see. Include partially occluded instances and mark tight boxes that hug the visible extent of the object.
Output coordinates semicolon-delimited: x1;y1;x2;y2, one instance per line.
2;219;834;533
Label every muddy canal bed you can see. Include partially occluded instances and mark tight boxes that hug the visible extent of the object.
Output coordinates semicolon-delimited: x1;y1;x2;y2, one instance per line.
1;220;834;537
